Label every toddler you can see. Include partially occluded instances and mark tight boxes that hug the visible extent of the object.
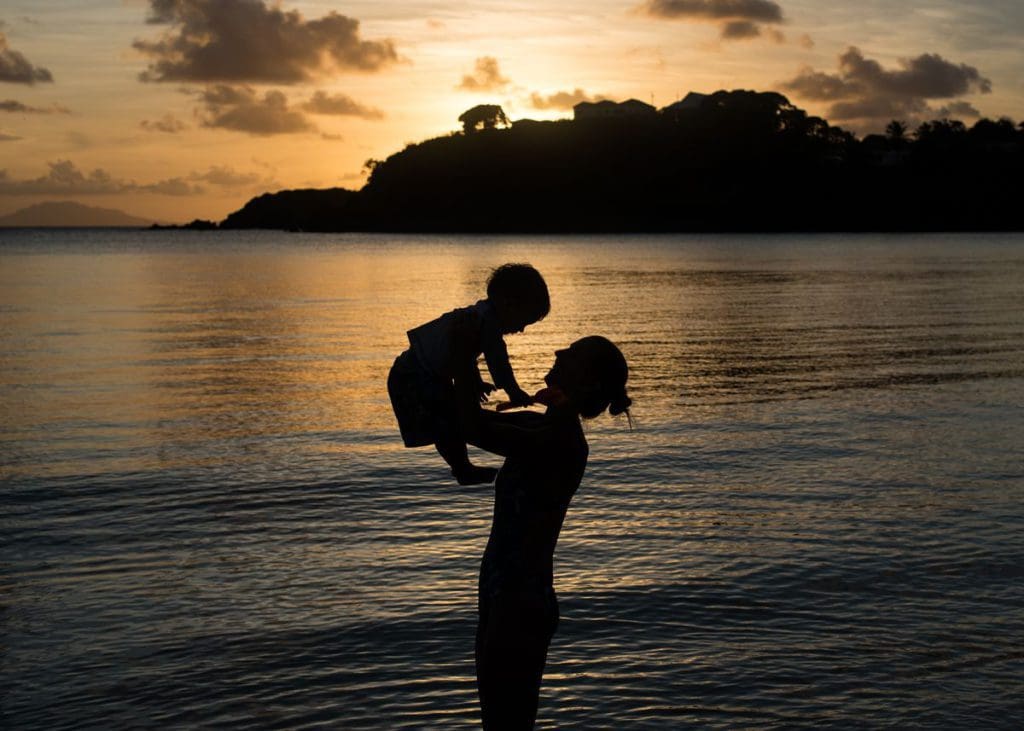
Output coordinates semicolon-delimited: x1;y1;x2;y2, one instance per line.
388;263;550;484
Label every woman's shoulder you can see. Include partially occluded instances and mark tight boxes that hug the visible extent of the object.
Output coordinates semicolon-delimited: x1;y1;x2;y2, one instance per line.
496;409;572;433
514;410;587;455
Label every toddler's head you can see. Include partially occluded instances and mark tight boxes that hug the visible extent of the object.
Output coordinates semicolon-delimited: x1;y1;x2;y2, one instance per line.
486;263;550;334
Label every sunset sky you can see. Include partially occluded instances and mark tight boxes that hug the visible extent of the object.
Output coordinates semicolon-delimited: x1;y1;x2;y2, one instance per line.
1;0;1022;222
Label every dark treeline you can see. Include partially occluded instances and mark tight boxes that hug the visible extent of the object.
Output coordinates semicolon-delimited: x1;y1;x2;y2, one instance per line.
219;90;1024;232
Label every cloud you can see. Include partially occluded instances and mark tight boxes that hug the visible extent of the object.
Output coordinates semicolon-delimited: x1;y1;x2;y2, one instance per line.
643;0;782;21
847;48;991;98
0;160;203;196
134;0;400;84
781;47;992;125
934;100;981;119
827;97;928;122
783;69;859;101
0;99;70;114
640;0;784;40
188;164;279;189
721;20;761;39
190;166;259;186
0;161;277;196
0;31;53;84
528;88;609;110
0;131;21;142
198;84;317;135
301;90;383;119
141;178;200;195
140;113;188;133
457;57;510;92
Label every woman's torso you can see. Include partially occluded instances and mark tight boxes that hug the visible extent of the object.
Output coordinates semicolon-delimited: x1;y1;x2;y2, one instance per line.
479;411;589;601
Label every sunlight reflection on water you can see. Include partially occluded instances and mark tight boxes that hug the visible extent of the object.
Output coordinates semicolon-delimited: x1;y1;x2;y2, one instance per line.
2;230;1023;729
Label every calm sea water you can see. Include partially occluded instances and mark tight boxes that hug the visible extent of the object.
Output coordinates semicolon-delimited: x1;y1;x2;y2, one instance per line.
2;230;1023;729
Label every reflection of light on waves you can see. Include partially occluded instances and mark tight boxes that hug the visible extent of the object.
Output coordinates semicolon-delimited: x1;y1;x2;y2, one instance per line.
3;232;1024;728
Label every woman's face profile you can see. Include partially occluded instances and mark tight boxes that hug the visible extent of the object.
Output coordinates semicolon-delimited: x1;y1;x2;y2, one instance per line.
546;344;586;392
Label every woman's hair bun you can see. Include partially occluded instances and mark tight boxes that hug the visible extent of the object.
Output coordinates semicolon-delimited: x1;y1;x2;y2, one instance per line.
608;393;632;416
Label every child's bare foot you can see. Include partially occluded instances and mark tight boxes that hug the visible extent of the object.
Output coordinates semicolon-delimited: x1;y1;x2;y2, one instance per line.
453;465;498;485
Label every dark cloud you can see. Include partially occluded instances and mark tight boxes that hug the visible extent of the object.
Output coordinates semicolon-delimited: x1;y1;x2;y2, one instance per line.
934;100;981;119
301;91;383;119
781;47;992;124
0;160;203;196
828;97;928;122
0;31;53;84
643;0;782;21
197;84;251;106
140;113;188;133
198;84;317;135
0;132;21;141
841;47;991;98
782;69;860;101
134;0;400;84
457;57;510;92
640;0;784;40
721;20;761;39
528;88;609;111
0;99;70;114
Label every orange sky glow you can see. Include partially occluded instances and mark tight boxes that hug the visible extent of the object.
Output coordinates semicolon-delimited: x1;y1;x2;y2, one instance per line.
1;1;1021;222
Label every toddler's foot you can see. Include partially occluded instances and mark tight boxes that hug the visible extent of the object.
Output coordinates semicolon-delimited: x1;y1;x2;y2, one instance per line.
453;465;498;486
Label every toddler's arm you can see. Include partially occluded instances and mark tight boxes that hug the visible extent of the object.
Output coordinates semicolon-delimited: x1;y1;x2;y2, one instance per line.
481;334;532;405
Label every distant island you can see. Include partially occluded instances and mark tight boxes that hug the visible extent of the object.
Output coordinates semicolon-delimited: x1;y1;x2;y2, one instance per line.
8;92;1019;233
223;90;1024;232
0;201;163;228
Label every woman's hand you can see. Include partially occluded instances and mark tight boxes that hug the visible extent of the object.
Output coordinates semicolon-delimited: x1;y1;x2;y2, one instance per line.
505;385;534;407
533;387;569;408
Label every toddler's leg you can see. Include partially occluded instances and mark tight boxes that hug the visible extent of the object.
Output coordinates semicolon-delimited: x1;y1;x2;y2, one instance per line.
435;437;497;486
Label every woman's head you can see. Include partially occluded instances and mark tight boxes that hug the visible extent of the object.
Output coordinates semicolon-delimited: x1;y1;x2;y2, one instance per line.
546;336;631;419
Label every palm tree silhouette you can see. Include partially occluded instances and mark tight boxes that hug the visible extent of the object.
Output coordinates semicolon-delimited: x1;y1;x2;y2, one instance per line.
885;120;908;146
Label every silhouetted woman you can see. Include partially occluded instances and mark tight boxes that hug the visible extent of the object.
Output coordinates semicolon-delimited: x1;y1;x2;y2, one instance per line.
462;336;631;730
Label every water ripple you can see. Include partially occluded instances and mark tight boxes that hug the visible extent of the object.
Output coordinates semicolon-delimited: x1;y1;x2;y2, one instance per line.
2;232;1023;728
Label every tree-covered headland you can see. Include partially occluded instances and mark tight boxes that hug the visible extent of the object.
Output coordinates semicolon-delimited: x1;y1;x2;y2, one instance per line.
220;90;1024;232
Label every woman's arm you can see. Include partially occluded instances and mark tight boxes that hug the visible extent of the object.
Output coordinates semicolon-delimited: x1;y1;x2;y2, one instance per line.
449;311;557;456
464;408;558;458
